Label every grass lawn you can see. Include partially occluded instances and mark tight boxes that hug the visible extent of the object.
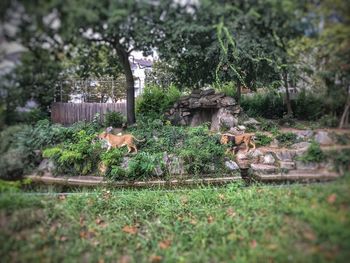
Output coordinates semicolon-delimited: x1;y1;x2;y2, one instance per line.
1;176;350;263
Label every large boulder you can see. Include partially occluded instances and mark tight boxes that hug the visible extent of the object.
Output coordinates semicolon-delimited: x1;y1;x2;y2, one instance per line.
315;131;333;145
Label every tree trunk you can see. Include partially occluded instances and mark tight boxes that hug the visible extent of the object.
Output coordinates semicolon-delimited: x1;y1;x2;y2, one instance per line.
283;71;293;117
116;47;135;125
339;91;350;129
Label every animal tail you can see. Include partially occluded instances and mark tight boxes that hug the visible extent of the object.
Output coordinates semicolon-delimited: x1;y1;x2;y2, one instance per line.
133;136;145;142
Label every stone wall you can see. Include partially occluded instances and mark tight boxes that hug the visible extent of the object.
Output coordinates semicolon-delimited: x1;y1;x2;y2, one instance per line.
165;89;242;131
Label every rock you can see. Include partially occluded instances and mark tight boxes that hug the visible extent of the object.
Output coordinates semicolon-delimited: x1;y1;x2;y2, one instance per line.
189;99;201;109
191;89;201;94
154;166;163;176
275;150;296;162
121;157;131;169
262;153;275;165
250;164;278;175
237;125;246;131
296;130;313;140
236;152;249;160
243;118;260;126
37;159;55;173
225;160;240;171
190;93;201;99
295;160;319;170
269;139;279;148
291;142;311;149
315;131;333;145
229;127;244;135
200;89;215;96
181;111;191;117
248;149;263;158
280;161;296;170
220;96;236;107
164;154;185;175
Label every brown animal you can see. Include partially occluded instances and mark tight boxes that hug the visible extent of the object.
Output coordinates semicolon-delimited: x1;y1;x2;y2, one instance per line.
98;131;144;153
220;133;256;153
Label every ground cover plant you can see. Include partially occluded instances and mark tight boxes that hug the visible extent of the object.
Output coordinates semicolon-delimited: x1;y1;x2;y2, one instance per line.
1;176;349;262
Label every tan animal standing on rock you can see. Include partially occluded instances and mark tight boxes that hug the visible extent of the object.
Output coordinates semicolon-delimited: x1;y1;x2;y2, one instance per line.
98;131;145;153
220;133;256;153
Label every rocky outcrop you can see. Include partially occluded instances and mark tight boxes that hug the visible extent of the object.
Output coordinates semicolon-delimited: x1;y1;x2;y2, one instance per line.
165;89;242;131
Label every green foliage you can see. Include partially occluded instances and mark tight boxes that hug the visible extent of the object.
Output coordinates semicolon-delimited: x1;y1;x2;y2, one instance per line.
104;111;125;128
128;152;165;179
213;82;236;97
43;130;102;175
241;91;285;119
298;141;326;163
136;85;181;119
293;91;325;121
275;132;298;147
179;125;225;175
258;119;278;133
254;132;273;147
328;149;350;173
319;114;338;128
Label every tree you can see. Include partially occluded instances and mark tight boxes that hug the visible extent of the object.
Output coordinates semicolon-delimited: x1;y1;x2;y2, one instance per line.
54;0;174;124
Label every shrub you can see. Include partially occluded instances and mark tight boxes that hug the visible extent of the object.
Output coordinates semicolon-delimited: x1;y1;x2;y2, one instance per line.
319;114;338;128
254;132;273;147
293;90;324;121
136;84;181;119
43;130;103;175
100;148;127;179
298;141;325;163
241;91;285;119
179;125;225;175
327;149;350;173
275;132;298;147
127;152;165;179
214;81;236;97
104;111;125;128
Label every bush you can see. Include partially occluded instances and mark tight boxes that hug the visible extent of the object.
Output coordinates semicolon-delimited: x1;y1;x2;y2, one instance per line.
327;149;350;173
214;81;236;97
241;91;285;119
319;114;338;128
136;84;181;119
254;132;273;147
298;141;325;163
128;152;165;179
104;111;125;128
43;130;103;175
179;125;225;175
293;90;324;121
275;132;298;147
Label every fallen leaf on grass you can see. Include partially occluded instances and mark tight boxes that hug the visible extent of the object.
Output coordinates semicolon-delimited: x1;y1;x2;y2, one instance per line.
207;215;214;224
226;207;236;217
118;255;131;263
122;225;138;235
250;240;257;249
267;244;278;250
60;236;68;242
218;194;225;200
303;230;317;241
80;230;96;239
159;239;172;249
327;193;337;204
149;255;162;263
189;219;197;225
79;216;85;226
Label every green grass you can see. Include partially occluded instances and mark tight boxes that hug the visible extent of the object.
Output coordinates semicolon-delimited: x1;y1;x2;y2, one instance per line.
1;177;350;262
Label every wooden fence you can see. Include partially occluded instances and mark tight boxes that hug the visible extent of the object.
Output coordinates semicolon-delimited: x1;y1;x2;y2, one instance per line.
51;102;126;125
